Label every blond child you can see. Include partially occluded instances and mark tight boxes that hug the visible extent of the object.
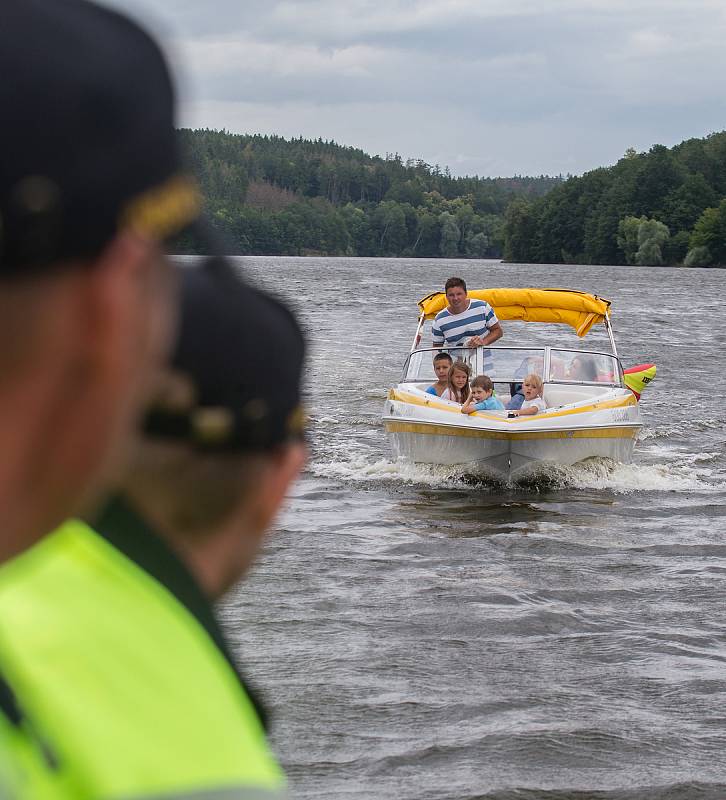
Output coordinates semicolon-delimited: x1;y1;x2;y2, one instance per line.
461;375;504;414
508;374;546;416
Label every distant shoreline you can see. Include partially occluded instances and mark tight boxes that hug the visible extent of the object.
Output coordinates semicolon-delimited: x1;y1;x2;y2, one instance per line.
174;252;724;268
178;127;726;269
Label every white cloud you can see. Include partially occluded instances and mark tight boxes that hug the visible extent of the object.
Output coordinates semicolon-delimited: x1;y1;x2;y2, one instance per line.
626;29;675;57
104;0;726;176
181;36;379;80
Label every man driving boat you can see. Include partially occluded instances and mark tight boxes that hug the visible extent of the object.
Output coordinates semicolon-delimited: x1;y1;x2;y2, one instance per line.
432;277;503;375
431;277;503;352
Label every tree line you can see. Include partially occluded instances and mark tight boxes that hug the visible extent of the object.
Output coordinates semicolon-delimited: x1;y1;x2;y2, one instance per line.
504;132;726;267
176;129;561;258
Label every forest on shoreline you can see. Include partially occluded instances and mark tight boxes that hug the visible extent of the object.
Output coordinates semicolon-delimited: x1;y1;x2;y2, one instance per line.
176;129;559;259
504;132;726;267
177;128;726;267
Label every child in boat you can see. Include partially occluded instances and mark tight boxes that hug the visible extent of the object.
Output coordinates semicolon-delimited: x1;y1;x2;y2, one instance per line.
441;360;471;404
507;354;544;410
506;385;525;410
425;352;453;397
461;375;504;414
508;374;546;416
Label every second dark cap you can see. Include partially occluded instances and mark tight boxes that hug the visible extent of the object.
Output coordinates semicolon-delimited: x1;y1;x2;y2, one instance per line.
145;260;306;452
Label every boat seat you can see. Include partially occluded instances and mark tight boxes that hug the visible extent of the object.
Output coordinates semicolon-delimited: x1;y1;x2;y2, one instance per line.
543;384;613;408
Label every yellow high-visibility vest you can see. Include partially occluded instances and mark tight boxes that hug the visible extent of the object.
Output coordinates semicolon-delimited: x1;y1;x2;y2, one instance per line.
0;498;285;799
0;670;73;799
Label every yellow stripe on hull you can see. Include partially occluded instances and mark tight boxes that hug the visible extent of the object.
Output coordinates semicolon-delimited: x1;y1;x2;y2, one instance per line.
387;388;637;422
384;420;638;442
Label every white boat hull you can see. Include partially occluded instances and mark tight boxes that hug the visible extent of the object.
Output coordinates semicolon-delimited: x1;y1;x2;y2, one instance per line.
383;385;641;479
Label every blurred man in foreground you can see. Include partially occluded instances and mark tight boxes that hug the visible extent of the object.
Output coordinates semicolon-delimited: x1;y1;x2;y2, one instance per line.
0;0;196;560
0;0;206;793
0;262;306;799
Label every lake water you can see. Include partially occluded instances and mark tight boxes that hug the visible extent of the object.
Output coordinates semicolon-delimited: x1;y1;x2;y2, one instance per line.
203;256;726;800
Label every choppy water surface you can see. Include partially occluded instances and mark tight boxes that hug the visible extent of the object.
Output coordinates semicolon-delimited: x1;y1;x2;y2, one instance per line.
209;257;726;799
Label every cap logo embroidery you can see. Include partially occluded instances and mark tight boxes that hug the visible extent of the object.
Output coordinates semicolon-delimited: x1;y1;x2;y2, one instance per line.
120;175;200;240
192;407;234;445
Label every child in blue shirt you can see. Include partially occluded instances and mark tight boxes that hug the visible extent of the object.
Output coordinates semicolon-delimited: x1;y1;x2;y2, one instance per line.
461;375;504;414
425;352;453;397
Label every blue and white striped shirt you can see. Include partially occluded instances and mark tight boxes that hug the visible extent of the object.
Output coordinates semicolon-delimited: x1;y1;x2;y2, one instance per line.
432;299;499;347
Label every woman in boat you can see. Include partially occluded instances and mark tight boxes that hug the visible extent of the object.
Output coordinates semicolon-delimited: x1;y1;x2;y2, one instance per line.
568;354;598;382
441;360;471;404
508;374;546;416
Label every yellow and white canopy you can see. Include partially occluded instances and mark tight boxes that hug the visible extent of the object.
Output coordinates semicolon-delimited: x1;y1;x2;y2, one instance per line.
417;288;611;338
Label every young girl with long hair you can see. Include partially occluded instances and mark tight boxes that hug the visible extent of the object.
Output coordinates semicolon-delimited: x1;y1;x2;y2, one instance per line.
441;360;471;404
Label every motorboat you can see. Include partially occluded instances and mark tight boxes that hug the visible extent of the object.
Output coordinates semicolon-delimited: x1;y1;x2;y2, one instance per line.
383;288;655;479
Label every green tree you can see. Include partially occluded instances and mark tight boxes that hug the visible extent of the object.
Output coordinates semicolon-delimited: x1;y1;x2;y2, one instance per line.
477;214;505;256
340;204;373;255
385;179;425;207
454;202;476;249
689;199;726;265
663;230;690;265
439;212;460;257
410;209;440;256
582;161;638;264
233;207;282;254
631;144;685;216
617;216;669;265
536;172;609;263
616;216;644;264
683;246;711;267
465;231;489;257
372;200;408;255
658;173;718;232
504;198;539;261
636;218;670;265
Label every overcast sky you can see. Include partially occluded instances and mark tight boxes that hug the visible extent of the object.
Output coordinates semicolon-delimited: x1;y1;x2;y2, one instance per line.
110;0;726;178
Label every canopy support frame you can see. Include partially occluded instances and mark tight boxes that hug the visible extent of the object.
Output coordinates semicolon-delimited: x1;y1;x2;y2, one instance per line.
604;312;618;357
410;312;425;353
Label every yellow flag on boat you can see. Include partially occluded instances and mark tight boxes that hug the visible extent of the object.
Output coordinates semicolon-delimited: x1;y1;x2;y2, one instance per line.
417;288;612;337
623;363;656;400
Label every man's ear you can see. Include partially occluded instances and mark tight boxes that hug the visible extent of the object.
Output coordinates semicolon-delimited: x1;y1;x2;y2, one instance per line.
249;443;306;535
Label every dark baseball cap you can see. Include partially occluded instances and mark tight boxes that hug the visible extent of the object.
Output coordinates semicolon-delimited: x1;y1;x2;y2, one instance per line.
0;0;202;273
144;259;306;452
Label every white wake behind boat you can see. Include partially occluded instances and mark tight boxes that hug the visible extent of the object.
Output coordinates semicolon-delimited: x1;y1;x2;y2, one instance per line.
383;288;654;479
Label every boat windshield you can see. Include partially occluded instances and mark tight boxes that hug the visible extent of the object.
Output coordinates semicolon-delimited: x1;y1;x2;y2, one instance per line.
403;347;477;380
403;347;545;384
402;347;622;387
